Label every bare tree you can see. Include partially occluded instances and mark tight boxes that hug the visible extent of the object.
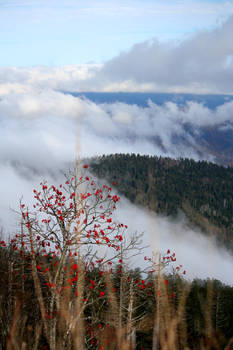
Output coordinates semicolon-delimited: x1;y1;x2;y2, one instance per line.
11;164;142;349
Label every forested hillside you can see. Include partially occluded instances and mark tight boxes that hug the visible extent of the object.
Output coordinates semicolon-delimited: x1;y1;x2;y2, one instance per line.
90;154;233;250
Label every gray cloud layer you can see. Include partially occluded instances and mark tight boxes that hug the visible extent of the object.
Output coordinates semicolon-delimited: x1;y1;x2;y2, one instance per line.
99;15;233;94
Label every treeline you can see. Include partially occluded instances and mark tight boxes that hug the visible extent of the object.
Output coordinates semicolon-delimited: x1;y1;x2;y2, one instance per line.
0;243;233;349
90;154;233;249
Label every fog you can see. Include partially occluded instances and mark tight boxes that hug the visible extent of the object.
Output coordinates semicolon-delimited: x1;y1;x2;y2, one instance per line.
114;197;233;286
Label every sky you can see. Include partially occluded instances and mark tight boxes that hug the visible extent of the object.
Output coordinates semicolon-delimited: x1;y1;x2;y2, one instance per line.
0;0;233;66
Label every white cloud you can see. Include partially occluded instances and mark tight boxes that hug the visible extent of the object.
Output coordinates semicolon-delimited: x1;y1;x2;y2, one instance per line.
0;65;101;96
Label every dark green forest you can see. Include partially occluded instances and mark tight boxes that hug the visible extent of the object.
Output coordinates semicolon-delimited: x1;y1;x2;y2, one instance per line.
0;244;233;350
90;154;233;250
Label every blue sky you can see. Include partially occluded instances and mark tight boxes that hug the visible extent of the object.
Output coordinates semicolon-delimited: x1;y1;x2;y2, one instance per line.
1;0;233;66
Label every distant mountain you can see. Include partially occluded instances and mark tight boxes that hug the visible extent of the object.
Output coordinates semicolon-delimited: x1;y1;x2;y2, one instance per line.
90;154;233;250
68;91;233;109
197;126;233;166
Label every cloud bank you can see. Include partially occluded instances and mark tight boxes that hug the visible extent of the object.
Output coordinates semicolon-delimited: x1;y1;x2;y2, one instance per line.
99;15;233;94
0;89;233;172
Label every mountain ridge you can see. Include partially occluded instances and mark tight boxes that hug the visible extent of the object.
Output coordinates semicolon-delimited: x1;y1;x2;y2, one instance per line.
90;154;233;250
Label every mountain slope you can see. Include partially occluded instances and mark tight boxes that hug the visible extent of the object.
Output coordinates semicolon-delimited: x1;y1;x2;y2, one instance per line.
90;154;233;250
